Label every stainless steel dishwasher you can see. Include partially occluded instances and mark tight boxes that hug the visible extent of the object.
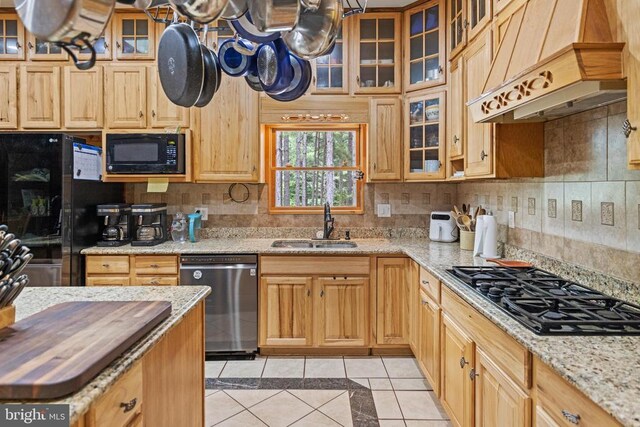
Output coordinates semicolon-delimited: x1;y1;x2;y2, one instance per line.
180;255;258;356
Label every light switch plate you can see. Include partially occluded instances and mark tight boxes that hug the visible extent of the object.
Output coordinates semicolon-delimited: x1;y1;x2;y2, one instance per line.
195;207;209;221
377;204;391;217
508;211;515;228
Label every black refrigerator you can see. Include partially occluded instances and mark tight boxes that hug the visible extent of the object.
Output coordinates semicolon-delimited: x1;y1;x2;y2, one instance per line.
0;134;124;286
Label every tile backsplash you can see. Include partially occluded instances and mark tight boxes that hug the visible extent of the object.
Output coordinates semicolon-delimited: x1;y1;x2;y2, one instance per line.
458;102;640;284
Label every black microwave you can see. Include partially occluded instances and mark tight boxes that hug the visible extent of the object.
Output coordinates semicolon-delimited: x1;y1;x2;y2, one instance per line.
105;133;185;174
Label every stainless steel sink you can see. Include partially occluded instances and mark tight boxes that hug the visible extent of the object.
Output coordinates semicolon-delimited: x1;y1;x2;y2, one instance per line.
271;240;358;249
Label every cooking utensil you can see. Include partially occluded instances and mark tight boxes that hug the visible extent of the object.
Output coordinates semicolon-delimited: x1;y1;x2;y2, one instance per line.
6;253;34;280
116;0;169;9
169;0;229;24
248;0;300;32
257;38;295;94
0;234;15;252
221;0;248;19
157;20;205;107
455;215;468;231
14;0;116;70
283;0;343;60
218;38;255;77
267;54;312;102
3;275;29;307
244;57;264;92
194;27;220;108
461;215;472;231
231;12;281;43
487;259;533;268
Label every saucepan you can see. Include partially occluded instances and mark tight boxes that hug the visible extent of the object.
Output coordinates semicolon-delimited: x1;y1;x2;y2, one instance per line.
13;0;116;69
169;0;229;24
283;0;343;60
220;0;248;20
248;0;300;33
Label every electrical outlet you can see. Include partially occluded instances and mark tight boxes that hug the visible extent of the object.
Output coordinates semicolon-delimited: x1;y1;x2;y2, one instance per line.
195;207;209;221
377;204;391;217
508;211;516;228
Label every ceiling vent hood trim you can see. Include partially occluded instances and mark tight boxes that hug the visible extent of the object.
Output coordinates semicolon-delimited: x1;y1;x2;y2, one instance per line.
468;0;626;123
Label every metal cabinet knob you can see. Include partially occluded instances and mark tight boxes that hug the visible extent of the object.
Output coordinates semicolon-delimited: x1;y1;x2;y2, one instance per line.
27;41;33;50
623;119;636;138
453;135;460;144
480;150;488;161
151;110;156;118
320;290;324;297
307;289;311;297
102;264;110;268
459;356;469;369
469;368;479;380
561;410;581;425
120;398;137;413
150;280;159;285
421;299;428;306
139;110;144;118
422;280;428;285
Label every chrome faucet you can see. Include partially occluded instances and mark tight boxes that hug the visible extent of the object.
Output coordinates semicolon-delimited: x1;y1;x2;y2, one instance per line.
323;202;335;240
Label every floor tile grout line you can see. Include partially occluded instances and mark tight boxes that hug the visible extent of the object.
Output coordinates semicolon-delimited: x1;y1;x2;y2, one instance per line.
223;388;285;411
286;390;349;427
259;355;268;378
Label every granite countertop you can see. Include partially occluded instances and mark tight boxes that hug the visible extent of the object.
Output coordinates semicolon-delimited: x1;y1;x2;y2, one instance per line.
82;238;640;425
6;286;211;425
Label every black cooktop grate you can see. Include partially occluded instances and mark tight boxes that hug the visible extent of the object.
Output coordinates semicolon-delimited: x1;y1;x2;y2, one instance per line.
447;266;640;335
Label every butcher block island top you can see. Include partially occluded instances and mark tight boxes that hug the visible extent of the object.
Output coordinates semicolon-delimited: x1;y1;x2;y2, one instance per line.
2;286;210;426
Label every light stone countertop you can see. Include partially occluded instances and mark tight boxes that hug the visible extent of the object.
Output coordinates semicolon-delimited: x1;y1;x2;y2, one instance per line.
4;286;211;425
83;238;640;426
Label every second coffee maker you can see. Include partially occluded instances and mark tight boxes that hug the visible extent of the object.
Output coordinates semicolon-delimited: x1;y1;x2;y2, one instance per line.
131;204;167;246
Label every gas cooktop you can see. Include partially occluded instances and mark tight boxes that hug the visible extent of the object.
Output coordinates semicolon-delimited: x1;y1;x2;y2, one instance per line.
448;266;640;335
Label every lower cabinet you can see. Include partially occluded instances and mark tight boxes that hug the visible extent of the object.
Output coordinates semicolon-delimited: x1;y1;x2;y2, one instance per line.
376;257;410;346
418;289;440;396
316;277;368;347
85;255;179;286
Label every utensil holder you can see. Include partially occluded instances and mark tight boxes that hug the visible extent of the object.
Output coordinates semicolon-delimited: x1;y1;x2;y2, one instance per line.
0;305;15;329
460;230;476;251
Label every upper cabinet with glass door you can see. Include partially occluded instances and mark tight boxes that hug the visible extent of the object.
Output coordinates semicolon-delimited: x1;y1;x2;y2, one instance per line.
448;0;491;59
352;12;401;94
26;34;68;61
404;0;446;92
310;24;349;94
113;13;155;60
0;13;25;60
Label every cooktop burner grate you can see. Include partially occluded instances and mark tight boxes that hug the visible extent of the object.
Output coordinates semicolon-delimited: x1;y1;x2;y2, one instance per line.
448;266;640;335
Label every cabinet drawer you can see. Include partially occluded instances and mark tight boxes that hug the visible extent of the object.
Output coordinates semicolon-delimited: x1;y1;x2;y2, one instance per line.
89;363;142;427
86;276;130;286
134;276;178;286
535;360;621;427
260;256;370;276
134;256;178;275
441;286;531;389
419;267;440;302
87;256;130;274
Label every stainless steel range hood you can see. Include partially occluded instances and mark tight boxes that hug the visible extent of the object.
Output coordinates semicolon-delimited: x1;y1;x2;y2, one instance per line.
468;0;626;123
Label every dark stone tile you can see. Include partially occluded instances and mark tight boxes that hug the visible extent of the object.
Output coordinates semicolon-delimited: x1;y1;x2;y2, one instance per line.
259;378;305;389
303;378;351;389
349;389;379;427
205;378;260;390
347;379;370;390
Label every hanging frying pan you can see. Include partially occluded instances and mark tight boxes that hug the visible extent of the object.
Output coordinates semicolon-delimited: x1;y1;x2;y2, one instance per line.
257;38;294;94
231;12;281;44
158;20;204;107
218;38;255;77
268;54;312;102
195;27;220;108
244;58;263;92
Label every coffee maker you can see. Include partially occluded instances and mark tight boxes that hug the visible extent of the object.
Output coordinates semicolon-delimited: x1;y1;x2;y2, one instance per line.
131;204;167;246
97;204;132;247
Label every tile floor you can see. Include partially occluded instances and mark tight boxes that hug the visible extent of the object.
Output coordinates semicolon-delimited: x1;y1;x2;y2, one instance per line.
205;356;451;427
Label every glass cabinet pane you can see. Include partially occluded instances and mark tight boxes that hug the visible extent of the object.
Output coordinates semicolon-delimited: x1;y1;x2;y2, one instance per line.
407;3;441;89
356;14;399;92
378;19;395;39
410;11;423;36
409;101;424;125
330;68;343;88
406;92;444;179
410;126;423;149
360;19;376;39
410;151;424;172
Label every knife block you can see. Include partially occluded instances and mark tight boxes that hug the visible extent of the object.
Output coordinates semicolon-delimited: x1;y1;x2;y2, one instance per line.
0;305;15;329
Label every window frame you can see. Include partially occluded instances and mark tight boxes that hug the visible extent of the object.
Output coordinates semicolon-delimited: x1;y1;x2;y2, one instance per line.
265;123;366;215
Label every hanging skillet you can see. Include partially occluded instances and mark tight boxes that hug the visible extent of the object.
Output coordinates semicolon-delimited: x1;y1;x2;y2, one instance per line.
13;0;116;70
257;38;294;94
195;26;220;108
158;20;204;108
268;55;312;102
218;38;256;77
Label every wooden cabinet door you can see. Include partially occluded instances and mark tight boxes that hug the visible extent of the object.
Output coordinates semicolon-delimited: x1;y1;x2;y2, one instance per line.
105;65;147;129
369;97;402;181
310;23;349;94
260;276;313;347
441;313;475;427
19;65;61;129
352;12;402;94
405;88;446;181
535;406;560;427
408;261;420;354
0;14;25;60
148;67;189;128
404;0;446;92
463;30;493;177
448;57;464;158
196;76;260;182
475;348;531;427
63;65;103;129
315;277;368;347
0;65;17;129
448;0;467;58
467;0;492;42
418;290;441;396
113;13;155;60
26;33;68;61
376;258;409;345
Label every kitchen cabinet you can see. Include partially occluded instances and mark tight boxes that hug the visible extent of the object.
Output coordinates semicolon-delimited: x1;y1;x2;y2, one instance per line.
448;0;492;58
26;33;68;61
260;276;314;347
405;88;446;181
195;76;260;182
148;67;190;128
408;261;420;355
475;348;531;427
113;13;155;60
0;13;25;60
441;313;475;427
19;64;61;129
310;25;349;94
448;57;464;159
63;65;104;129
376;257;409;346
79;25;113;62
104;64;147;129
352;12;402;94
418;289;440;395
368;97;403;181
85;255;179;286
315;277;368;347
0;65;17;129
493;0;519;16
86;362;143;427
404;0;446;92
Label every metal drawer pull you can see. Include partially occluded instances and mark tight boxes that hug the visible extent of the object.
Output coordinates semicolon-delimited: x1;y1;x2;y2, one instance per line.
150;280;159;285
307;289;311;297
422;280;428;285
561;410;580;424
421;299;428;306
320;290;324;297
102;264;110;268
480;150;488;161
150;264;159;268
120;398;137;413
469;368;478;380
623;119;636;138
459;356;469;369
